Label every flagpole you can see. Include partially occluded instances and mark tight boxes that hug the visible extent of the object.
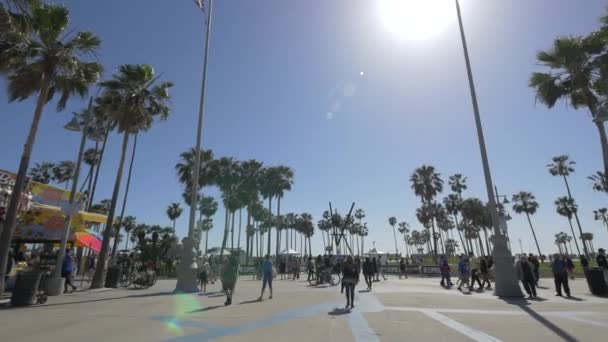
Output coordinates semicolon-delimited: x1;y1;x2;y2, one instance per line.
176;0;214;293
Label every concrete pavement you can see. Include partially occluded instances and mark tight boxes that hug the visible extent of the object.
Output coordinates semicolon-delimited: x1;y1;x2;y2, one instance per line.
1;276;607;341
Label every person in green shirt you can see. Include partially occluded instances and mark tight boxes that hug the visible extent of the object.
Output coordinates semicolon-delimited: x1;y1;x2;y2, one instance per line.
221;255;239;305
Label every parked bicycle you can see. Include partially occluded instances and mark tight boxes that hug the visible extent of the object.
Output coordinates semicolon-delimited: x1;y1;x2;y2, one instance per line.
308;267;340;286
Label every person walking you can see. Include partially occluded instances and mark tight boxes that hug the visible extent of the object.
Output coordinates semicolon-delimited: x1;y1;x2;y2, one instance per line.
552;254;571;298
362;257;373;291
468;253;482;291
516;255;537;299
480;256;491;289
372;257;379;282
457;255;470;293
565;256;575;280
62;248;77;293
259;255;274;300
198;259;210;292
439;255;452;287
221;255;239;306
399;258;408;279
342;256;359;309
597;248;607;268
528;254;540;286
307;257;315;282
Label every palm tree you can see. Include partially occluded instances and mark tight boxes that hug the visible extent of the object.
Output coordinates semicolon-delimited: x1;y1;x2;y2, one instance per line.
547;155;587;251
530;35;608;175
410;165;443;261
121;215;137;250
28;162;55;184
555;196;584;257
589;171;608;193
397;221;411;257
239;159;264;261
388;216;399;255
91;65;173;289
111;133;139;260
166;202;183;236
175;147;215;209
448;174;468;195
460;198;491;256
198;196;218;254
594;208;608;234
512;191;543;261
0;1;103;294
360;223;369;256
52;160;75;189
443;194;467;255
81;147;101;194
274;166;294;256
582;232;596;255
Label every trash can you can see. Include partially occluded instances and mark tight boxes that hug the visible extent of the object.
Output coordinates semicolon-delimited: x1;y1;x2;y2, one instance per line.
104;266;120;288
11;270;42;306
584;267;607;295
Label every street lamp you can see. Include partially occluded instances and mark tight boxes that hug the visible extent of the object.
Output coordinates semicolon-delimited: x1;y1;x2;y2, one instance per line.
453;0;522;297
46;99;101;295
175;0;214;293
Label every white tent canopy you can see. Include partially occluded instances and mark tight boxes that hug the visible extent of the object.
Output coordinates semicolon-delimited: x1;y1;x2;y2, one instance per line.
279;248;299;256
366;248;387;255
208;249;231;256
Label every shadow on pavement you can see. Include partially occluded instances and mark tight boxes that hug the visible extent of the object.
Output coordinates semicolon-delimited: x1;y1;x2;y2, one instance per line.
358;289;370;293
502;298;578;342
187;305;223;314
328;307;351;316
564;296;585;302
239;298;262;305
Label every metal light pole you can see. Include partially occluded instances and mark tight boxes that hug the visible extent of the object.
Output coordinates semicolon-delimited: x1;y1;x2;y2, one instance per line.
47;100;98;295
454;0;522;297
175;0;214;293
494;185;512;252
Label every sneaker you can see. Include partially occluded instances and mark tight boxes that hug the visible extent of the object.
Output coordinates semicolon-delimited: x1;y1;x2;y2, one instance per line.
269;295;273;299
556;293;562;297
351;304;355;309
258;296;263;301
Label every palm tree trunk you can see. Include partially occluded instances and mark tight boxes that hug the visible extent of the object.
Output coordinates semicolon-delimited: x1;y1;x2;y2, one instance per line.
478;236;485;256
266;196;273;258
237;208;243;250
230;212;236;250
275;196;282;257
321;231;326;252
562;177;590;259
220;207;230;260
566;217;581;256
88;127;110;210
430;220;438;262
526;213;543;262
0;80;51;294
438;229;446;255
111;135;138;260
91;132;130;289
391;225;399;255
595;120;608;175
205;230;209;254
483;228;492;255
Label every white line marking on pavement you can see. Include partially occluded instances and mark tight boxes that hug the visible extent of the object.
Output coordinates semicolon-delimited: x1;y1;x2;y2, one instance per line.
348;310;381;342
557;314;608;328
422;310;503;342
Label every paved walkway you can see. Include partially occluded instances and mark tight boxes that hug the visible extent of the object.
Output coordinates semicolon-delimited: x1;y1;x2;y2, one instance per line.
1;276;607;341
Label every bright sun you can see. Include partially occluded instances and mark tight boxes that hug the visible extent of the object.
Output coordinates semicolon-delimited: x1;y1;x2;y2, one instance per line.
378;0;454;41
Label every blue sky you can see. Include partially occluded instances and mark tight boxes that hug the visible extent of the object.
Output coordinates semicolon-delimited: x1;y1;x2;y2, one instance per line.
1;0;607;256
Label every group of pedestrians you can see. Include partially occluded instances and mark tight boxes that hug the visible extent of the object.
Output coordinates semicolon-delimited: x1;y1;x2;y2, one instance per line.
455;253;493;292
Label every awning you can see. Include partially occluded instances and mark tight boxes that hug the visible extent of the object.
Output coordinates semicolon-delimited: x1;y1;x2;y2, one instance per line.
279;248;299;256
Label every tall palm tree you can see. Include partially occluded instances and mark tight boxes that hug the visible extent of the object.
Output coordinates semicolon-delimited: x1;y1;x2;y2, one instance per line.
530;35;608;175
410;165;443;260
460;198;490;256
239;159;263;261
0;2;102;293
198;196;218;254
388;216;399;255
166;202;183;236
594;208;608;234
547;155;587;251
448;174;468;196
28;162;55;184
111;133;139;259
52;160;75;189
512;191;542;261
443;194;467;255
397;221;411;257
81;147;101;194
91;65;173;289
582;232;595;254
274;166;294;256
121;215;137;250
555;196;584;257
175;147;215;209
589;171;608;193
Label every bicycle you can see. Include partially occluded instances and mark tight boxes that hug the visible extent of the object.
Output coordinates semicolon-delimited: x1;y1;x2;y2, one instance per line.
308;268;340;286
